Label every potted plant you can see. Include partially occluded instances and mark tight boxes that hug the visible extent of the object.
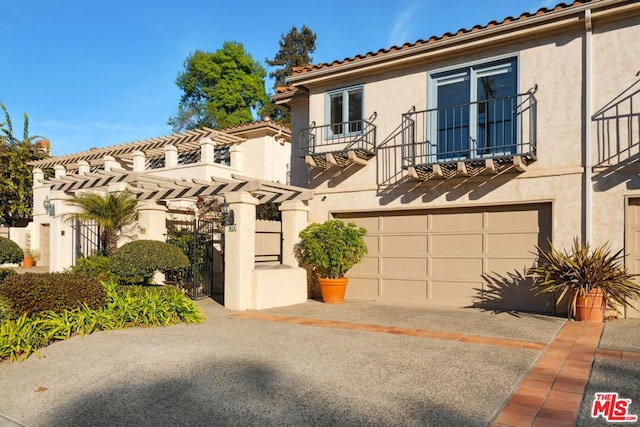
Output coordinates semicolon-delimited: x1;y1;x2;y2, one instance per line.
295;220;368;304
528;238;640;321
22;248;40;268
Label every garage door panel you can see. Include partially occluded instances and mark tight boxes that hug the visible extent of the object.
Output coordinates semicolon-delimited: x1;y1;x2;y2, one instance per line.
432;258;483;278
431;280;482;301
486;258;535;276
488;208;545;231
343;216;379;230
345;278;379;299
431;234;483;256
486;233;540;256
381;279;427;300
431;211;483;231
382;257;428;277
382;235;428;253
350;256;379;275
382;214;427;233
363;235;379;253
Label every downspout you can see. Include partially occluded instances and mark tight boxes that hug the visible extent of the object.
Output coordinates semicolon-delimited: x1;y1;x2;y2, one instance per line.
584;9;593;244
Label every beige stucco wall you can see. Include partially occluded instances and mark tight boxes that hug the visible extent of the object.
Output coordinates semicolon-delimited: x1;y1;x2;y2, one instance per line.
589;15;640;253
287;6;640;262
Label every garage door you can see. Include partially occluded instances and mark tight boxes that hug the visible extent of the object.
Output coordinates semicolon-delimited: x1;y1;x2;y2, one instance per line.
624;199;640;319
335;204;552;313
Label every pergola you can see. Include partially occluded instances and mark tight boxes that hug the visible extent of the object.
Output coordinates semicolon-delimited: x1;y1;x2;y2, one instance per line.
31;127;244;172
45;168;313;204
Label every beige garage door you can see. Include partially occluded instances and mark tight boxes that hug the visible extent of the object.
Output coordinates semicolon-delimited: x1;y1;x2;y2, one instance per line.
335;204;552;313
624;199;640;319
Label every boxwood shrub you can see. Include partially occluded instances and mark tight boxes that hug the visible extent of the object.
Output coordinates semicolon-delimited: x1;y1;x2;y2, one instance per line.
111;240;190;284
0;237;23;264
0;272;106;317
71;255;114;282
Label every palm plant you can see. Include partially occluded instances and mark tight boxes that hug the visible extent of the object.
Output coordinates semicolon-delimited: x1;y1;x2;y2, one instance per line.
66;191;138;256
528;237;640;318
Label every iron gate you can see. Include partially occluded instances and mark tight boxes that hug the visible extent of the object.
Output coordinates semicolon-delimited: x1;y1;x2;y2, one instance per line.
71;220;101;264
165;218;219;299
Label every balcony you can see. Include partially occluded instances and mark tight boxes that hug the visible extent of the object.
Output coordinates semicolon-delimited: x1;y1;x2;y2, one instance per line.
300;114;377;169
401;90;537;180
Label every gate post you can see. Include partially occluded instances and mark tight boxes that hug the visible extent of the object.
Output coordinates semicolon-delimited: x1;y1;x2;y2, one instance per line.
138;200;167;241
224;191;259;310
279;200;309;267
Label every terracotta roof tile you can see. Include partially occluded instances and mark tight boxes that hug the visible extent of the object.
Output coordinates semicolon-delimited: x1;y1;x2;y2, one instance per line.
290;0;592;77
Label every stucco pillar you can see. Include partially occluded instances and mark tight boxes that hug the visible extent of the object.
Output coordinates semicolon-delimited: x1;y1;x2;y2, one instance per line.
137;200;167;241
78;160;90;175
103;155;120;171
230;145;243;170
132;150;145;172
54;165;66;179
49;191;78;272
200;137;215;164
279;200;309;267
165;145;178;167
224;191;259;310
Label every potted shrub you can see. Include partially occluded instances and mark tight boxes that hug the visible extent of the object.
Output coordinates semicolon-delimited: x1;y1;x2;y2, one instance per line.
22;248;40;268
528;238;640;321
295;220;368;304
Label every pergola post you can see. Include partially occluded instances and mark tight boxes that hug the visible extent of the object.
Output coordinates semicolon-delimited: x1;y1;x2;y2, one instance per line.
224;191;259;310
279;200;309;267
49;191;79;272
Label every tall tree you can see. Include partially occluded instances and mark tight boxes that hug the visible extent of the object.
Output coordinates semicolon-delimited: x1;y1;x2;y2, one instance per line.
0;104;49;226
169;41;269;131
263;26;317;125
66;191;138;256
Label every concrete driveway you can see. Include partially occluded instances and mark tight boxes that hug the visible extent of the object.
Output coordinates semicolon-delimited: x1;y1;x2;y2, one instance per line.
0;299;637;426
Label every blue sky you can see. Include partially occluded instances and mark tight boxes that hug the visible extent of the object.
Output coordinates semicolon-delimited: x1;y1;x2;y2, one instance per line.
1;0;554;156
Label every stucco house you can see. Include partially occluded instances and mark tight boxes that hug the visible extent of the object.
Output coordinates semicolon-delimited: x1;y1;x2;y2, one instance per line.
274;0;640;317
22;120;312;310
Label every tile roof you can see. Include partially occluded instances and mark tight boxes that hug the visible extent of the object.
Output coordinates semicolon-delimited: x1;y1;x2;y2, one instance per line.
290;0;594;77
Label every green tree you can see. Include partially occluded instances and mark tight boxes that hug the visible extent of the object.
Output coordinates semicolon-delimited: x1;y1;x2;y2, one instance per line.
0;104;49;226
169;41;269;131
66;191;138;257
263;26;317;125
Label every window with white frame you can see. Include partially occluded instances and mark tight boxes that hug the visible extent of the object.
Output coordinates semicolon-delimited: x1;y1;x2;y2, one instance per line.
428;57;518;161
326;85;364;136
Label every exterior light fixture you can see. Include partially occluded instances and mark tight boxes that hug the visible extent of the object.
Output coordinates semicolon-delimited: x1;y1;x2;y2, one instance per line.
219;202;235;228
43;196;54;216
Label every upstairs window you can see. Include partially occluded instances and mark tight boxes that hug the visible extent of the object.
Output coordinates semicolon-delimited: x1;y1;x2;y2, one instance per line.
327;85;364;136
429;58;518;160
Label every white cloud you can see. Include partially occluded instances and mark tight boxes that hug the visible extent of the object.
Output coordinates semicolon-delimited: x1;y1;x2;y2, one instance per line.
387;0;429;47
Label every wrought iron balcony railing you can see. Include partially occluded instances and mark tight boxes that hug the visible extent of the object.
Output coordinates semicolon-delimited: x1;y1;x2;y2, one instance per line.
401;90;537;176
299;113;377;168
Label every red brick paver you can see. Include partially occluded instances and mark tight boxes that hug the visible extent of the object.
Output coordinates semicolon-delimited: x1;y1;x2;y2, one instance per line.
493;321;604;427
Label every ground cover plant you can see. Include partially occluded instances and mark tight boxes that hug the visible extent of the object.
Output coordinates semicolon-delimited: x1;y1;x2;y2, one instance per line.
0;280;204;362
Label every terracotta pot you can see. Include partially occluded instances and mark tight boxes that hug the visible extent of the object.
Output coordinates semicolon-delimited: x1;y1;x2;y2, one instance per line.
318;277;349;304
575;289;605;322
22;256;35;268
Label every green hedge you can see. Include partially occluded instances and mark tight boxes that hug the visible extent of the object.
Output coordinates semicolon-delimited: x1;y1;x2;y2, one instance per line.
0;272;106;318
111;240;190;284
0;268;17;283
0;237;23;264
